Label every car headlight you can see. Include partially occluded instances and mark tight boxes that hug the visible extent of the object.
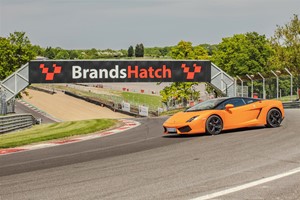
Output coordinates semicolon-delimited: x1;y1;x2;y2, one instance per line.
186;115;199;122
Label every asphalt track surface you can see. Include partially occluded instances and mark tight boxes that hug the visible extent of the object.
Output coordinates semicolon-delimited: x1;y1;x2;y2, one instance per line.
0;110;300;200
14;101;56;123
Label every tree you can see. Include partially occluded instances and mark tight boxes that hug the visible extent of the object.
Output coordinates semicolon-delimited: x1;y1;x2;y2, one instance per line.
270;14;300;75
128;45;134;57
0;37;15;79
0;32;36;80
44;47;56;59
212;32;274;76
8;32;36;68
161;40;209;107
135;43;144;57
55;49;70;59
199;44;218;56
160;82;199;108
159;47;170;57
85;48;99;59
192;45;210;60
68;50;80;59
170;40;194;59
144;47;161;57
170;40;209;60
140;44;144;57
32;45;45;56
120;49;128;58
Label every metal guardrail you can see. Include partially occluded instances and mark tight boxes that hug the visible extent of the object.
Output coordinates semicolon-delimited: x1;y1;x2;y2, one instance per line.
29;86;56;95
64;91;158;117
0;114;36;134
283;101;300;109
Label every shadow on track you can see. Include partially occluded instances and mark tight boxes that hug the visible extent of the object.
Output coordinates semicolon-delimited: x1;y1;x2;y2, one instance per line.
163;125;269;139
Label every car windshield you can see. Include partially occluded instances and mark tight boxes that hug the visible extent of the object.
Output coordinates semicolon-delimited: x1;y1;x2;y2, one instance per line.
186;98;226;112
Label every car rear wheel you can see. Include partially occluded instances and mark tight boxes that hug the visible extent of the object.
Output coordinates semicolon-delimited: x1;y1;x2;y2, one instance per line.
206;115;223;135
266;108;282;128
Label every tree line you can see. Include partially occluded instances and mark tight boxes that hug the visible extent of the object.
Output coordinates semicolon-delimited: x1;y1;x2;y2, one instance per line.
0;14;299;103
161;15;300;104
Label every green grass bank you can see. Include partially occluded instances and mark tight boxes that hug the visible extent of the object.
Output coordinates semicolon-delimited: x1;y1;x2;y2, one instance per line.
0;119;116;149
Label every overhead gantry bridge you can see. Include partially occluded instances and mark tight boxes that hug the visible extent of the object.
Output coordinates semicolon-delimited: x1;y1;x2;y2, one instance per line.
0;60;235;114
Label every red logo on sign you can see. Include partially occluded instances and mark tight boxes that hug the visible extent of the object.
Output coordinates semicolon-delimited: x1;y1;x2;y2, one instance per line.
181;64;202;80
39;64;62;80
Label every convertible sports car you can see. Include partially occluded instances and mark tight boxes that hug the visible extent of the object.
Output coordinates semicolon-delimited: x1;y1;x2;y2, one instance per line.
163;97;284;135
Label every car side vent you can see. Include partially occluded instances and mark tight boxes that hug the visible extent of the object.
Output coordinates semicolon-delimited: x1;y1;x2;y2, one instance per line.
178;126;192;133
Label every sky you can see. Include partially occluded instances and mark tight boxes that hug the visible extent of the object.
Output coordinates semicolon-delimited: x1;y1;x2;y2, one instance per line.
0;0;299;50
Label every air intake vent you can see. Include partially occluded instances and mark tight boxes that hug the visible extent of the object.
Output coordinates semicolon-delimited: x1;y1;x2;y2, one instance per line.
178;126;191;133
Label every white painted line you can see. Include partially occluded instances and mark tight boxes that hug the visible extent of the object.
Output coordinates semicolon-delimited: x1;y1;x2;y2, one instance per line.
24;143;58;150
76;135;98;140
191;166;300;200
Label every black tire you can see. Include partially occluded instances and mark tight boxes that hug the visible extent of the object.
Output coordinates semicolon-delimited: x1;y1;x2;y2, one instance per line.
266;108;282;128
206;115;223;135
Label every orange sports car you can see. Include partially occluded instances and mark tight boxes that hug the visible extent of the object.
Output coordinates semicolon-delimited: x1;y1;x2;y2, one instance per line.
163;97;284;135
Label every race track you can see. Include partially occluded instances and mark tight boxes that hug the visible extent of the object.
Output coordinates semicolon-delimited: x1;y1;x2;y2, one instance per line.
0;110;300;200
15;100;57;124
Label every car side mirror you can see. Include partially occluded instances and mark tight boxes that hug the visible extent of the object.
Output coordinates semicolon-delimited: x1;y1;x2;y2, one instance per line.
225;104;234;110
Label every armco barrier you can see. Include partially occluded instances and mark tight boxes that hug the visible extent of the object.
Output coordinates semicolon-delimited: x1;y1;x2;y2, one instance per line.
0;114;36;134
64;91;138;116
283;101;300;109
64;91;157;117
29;86;56;95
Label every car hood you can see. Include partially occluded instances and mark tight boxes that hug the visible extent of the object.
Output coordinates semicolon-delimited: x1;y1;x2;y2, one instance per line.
165;111;209;124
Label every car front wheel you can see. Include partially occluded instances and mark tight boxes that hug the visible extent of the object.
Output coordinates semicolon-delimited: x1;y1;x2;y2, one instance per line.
206;115;223;135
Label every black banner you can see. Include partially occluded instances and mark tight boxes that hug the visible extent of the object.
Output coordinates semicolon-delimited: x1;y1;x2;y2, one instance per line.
29;60;211;83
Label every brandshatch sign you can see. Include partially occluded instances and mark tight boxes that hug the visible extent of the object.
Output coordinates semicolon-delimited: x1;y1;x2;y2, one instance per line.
29;60;211;83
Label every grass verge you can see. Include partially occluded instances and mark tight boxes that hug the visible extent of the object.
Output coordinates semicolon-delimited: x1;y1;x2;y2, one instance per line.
278;95;298;102
0;119;116;149
121;92;162;109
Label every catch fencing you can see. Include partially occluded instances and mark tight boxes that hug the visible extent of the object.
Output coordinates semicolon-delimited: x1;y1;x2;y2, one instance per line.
238;74;300;101
0;91;15;115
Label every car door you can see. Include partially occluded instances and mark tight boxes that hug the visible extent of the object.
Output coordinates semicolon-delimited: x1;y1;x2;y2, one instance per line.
217;98;260;129
241;98;264;124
